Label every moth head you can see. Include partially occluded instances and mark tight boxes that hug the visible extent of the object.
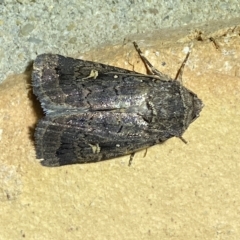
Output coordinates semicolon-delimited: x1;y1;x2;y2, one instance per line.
192;94;203;121
182;88;204;129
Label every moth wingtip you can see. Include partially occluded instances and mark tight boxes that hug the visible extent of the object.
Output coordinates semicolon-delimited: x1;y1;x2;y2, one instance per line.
40;159;61;167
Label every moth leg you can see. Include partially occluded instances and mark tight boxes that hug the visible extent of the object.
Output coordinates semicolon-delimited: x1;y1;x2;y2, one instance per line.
143;148;148;157
128;153;135;166
209;37;220;50
128;148;148;166
133;42;171;80
174;44;192;82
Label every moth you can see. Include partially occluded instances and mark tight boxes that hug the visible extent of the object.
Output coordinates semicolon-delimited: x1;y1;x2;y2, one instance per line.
32;42;203;167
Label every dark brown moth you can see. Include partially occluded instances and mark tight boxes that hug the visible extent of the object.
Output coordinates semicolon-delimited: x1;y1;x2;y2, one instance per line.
32;42;203;167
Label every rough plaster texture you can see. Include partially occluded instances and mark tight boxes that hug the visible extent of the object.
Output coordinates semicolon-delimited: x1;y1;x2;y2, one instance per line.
1;1;240;83
1;21;240;239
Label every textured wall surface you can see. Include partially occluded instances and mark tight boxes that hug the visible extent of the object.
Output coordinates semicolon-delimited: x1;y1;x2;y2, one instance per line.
0;1;240;82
